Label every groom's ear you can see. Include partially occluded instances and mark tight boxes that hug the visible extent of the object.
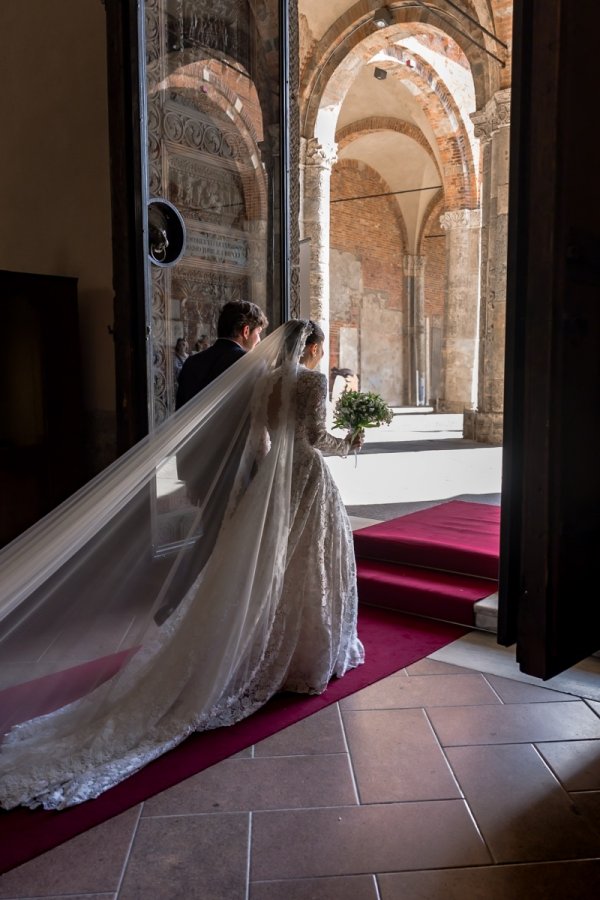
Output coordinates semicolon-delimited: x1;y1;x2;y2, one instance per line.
241;324;250;340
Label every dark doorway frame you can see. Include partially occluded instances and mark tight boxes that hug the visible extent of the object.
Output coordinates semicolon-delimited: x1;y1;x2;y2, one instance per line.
499;0;600;677
105;0;292;454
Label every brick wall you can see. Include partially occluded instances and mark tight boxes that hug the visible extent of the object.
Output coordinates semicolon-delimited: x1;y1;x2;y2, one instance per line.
329;159;406;371
423;234;446;318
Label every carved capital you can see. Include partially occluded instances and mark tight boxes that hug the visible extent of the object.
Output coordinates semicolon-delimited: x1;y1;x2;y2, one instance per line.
403;255;426;276
304;138;338;169
471;89;511;142
439;208;481;232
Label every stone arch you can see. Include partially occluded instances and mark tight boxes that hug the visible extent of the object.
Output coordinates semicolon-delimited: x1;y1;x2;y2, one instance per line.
312;38;477;210
300;2;504;137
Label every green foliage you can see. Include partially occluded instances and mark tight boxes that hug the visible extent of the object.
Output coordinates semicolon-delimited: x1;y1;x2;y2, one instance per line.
333;390;394;438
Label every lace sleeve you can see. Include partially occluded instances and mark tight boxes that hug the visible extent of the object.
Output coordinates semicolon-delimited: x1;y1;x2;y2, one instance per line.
303;372;351;457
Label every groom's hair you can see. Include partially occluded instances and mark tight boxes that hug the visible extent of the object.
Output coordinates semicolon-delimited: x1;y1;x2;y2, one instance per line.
218;300;268;338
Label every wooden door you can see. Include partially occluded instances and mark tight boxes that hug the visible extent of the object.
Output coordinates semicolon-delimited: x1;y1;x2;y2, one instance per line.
499;0;600;677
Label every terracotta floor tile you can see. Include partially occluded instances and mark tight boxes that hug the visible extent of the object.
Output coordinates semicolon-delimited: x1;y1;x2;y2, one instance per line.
378;860;600;899
484;674;576;704
404;658;476;676
428;700;600;746
0;807;140;898
570;791;600;838
118;813;248;900
342;708;461;803
446;744;600;862
142;753;357;815
536;739;600;790
253;704;347;757
340;673;500;711
250;800;490;880
250;874;378;899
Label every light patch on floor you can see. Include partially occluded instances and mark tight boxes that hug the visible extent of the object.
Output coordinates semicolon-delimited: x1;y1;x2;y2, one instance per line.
431;630;600;702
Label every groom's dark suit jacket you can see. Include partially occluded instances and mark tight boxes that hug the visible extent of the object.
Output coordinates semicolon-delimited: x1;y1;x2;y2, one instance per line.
157;340;247;625
175;338;246;410
174;337;247;506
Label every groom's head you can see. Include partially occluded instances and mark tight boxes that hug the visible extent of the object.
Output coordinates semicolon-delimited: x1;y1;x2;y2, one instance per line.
218;300;268;351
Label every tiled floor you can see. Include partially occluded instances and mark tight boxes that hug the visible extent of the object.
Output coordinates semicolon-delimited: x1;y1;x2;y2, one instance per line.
2;654;600;899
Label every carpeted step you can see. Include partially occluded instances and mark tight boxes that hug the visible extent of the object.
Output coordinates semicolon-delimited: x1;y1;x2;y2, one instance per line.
357;557;496;626
353;500;500;580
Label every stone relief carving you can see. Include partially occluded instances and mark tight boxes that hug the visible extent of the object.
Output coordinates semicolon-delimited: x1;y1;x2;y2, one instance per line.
146;0;287;414
169;156;244;225
439;208;482;231
471;88;511;142
304;138;338;169
174;268;245;346
163;104;245;160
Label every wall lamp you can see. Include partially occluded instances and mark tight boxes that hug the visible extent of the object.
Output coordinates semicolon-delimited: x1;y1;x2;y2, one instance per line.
373;7;393;28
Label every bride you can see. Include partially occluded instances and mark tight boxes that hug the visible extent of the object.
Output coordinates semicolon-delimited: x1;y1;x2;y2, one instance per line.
0;319;364;810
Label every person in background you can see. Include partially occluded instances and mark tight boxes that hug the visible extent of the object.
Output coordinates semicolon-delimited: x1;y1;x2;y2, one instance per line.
193;335;209;353
173;337;189;383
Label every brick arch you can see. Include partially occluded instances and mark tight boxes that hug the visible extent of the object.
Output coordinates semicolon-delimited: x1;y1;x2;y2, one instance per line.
325;45;477;210
300;2;503;137
331;157;410;254
378;45;478;209
302;31;478;212
336;116;442;179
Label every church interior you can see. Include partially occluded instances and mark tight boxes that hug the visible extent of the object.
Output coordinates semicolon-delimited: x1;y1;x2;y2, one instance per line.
0;0;599;893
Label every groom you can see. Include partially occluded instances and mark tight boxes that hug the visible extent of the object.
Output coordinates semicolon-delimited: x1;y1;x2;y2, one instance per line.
155;300;268;626
176;300;268;409
174;298;268;505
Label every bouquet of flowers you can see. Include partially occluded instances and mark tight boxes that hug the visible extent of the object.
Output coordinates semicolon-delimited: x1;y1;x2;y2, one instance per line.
333;390;393;462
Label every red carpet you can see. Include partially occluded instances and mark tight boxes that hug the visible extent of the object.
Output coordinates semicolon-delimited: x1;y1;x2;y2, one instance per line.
353;500;500;579
354;501;500;626
0;606;466;874
357;559;496;626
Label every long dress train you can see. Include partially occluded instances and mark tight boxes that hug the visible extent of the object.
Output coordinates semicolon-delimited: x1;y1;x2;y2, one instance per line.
0;330;364;810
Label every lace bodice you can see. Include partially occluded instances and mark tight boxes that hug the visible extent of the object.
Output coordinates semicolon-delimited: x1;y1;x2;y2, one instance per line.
295;368;351;456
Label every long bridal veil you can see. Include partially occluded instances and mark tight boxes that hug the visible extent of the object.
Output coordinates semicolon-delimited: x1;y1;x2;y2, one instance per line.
0;320;310;810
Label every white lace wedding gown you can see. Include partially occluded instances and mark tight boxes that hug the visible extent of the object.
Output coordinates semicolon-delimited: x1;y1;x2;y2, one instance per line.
0;363;364;810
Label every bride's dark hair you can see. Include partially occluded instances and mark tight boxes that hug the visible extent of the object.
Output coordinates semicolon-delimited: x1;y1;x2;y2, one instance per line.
279;319;324;365
304;320;325;347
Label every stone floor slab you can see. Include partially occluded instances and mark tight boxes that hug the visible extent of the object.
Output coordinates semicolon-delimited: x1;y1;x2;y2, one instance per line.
446;744;600;863
251;800;490;880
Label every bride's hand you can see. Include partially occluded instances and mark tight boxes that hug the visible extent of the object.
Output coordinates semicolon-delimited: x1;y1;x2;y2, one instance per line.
349;429;364;452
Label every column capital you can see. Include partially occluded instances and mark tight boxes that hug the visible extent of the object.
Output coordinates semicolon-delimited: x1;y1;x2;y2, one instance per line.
471;88;511;143
403;254;426;276
439;208;481;232
304;137;338;169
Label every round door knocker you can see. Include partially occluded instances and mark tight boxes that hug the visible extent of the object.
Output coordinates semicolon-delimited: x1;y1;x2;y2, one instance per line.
148;198;186;268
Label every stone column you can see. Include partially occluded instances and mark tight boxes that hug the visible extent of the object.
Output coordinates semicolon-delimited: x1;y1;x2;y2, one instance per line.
302;137;337;373
403;254;427;406
439;208;481;414
464;89;511;443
